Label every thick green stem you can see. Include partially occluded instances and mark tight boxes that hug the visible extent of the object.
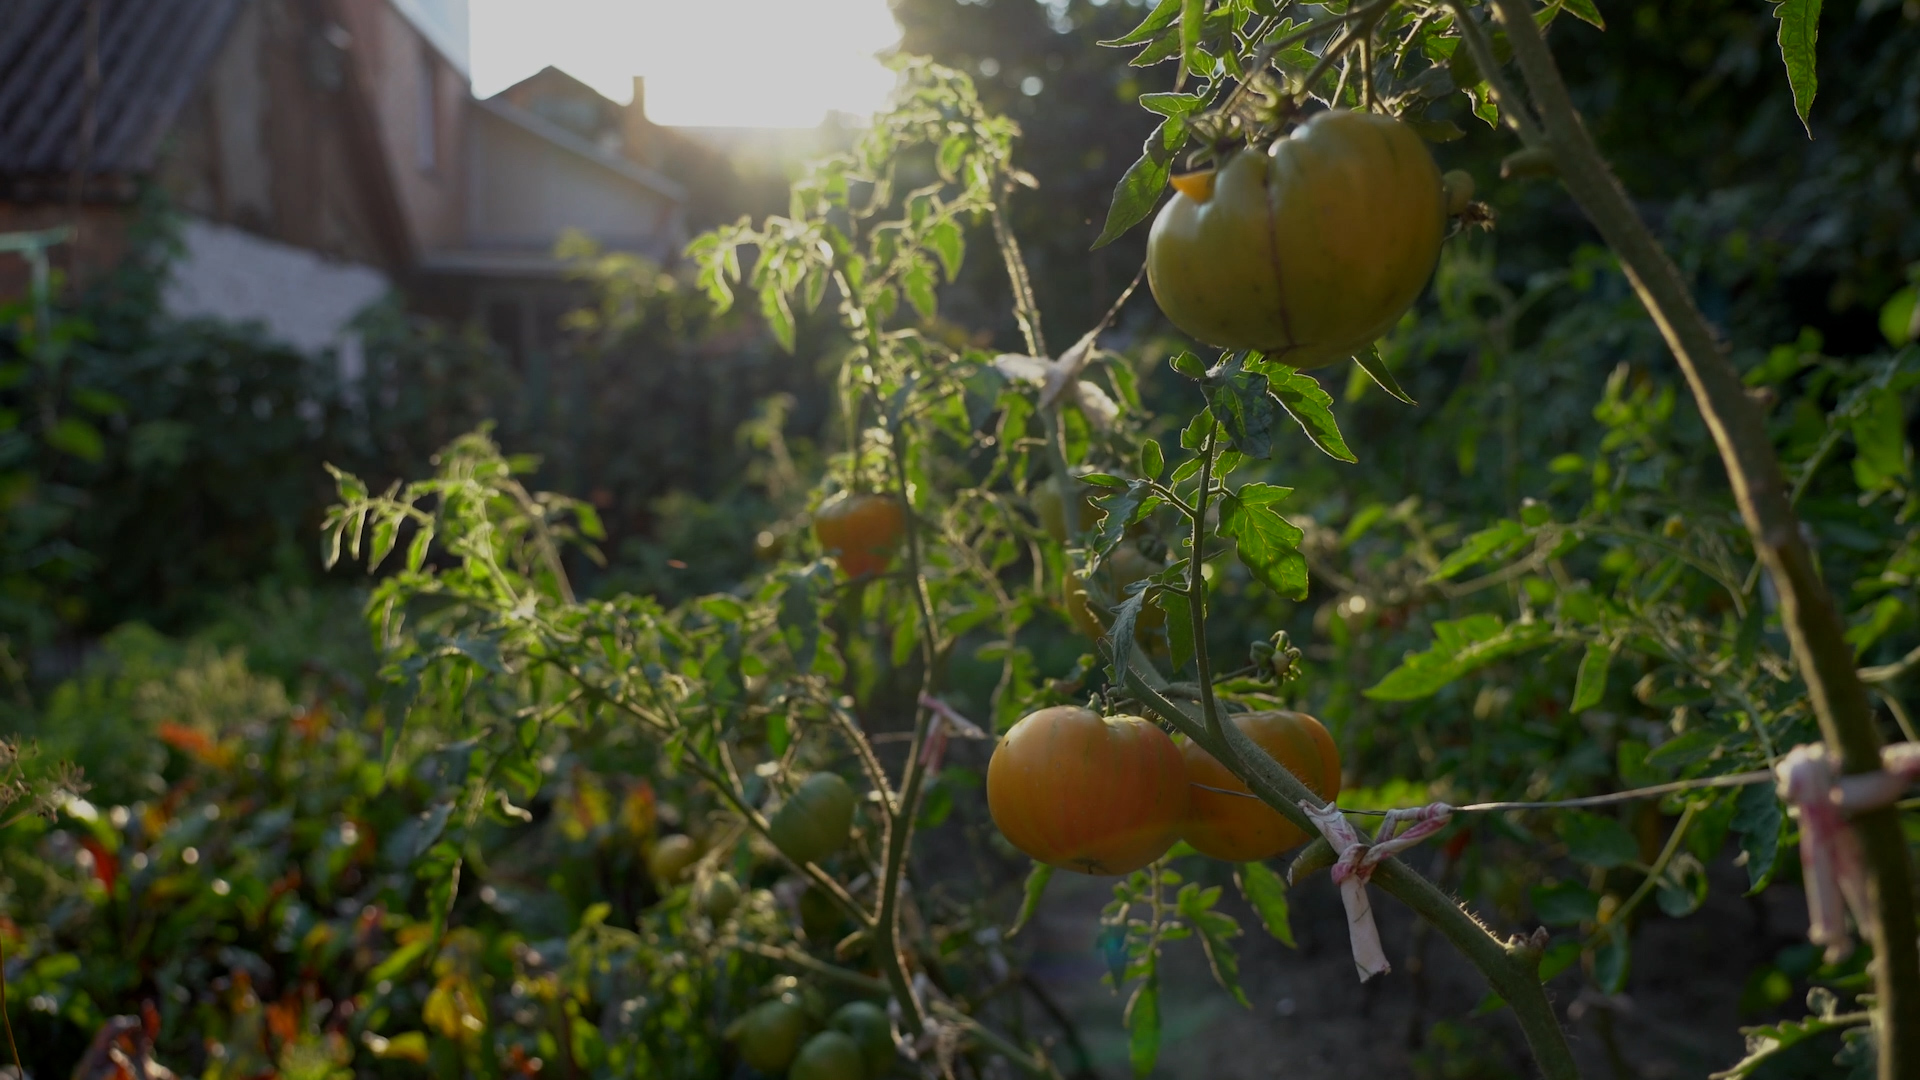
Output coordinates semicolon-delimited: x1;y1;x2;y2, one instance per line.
1121;665;1581;1080
1478;3;1920;1073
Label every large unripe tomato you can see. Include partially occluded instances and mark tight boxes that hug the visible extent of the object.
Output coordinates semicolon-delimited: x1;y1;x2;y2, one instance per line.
813;492;905;579
987;706;1188;876
729;999;809;1073
1180;710;1340;861
830;1001;894;1075
789;1031;866;1080
1146;110;1446;368
769;773;857;866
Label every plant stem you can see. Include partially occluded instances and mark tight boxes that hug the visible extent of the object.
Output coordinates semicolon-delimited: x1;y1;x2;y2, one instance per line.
1187;426;1226;742
1120;663;1581;1080
872;423;948;1037
727;938;890;994
1477;2;1920;1073
1586;803;1698;949
0;930;20;1080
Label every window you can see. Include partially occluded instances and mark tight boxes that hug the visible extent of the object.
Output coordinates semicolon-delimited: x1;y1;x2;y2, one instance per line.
417;44;437;172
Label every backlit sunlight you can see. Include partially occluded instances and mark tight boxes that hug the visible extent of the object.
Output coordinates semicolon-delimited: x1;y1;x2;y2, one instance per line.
469;0;903;128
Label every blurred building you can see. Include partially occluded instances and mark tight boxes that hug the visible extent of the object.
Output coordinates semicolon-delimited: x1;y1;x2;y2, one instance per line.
0;0;687;368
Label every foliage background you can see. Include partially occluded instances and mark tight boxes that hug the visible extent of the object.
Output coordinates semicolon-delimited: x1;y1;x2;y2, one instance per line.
0;0;1915;1077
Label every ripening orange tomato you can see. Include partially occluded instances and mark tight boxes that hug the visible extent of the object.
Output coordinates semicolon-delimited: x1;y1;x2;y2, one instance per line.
813;492;905;578
987;706;1188;876
1180;710;1340;862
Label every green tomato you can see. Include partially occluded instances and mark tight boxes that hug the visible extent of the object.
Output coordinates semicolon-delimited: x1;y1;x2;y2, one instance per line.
798;885;846;946
769;773;856;866
829;1001;894;1076
646;833;699;886
729;1000;808;1073
1146;110;1446;369
788;1031;866;1080
696;871;741;923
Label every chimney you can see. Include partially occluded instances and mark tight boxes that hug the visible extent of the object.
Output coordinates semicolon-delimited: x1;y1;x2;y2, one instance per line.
624;76;655;167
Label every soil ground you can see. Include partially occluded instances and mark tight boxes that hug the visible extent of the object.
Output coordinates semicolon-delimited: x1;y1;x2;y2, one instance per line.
1004;855;1824;1080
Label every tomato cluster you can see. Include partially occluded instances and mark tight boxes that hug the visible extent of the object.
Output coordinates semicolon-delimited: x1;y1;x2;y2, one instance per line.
986;704;1340;875
731;998;891;1079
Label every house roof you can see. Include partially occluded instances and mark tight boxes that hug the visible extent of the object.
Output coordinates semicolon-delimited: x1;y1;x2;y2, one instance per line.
474;94;687;204
0;0;241;177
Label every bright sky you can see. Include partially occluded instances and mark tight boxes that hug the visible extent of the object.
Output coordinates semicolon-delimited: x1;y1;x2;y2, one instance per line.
468;0;903;128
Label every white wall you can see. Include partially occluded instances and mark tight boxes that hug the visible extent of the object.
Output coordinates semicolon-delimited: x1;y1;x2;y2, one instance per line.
161;218;391;376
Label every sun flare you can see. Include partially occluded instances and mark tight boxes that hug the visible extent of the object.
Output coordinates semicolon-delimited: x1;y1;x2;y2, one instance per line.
468;0;902;128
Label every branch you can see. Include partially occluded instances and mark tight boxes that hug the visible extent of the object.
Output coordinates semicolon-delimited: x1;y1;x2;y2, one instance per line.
1119;660;1581;1080
1482;2;1920;1074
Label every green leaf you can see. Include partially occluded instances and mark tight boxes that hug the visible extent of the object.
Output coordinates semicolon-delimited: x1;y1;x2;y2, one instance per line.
1201;355;1278;459
1139;91;1206;119
1094;116;1189;249
1771;0;1822;136
759;284;796;352
1849;387;1910;493
1255;359;1356;463
1430;519;1526;581
1157;590;1194;673
1881;287;1917;346
1571;640;1612;713
1558;0;1605;29
1365;615;1554;701
1093;480;1155;553
1100;0;1181;47
368;938;433;984
1557;811;1638;869
1178;0;1205;82
1352;345;1416;404
1125;974;1161;1078
1593;925;1630;993
1139;437;1165;481
1235;862;1295;947
1178;883;1249;1007
1731;782;1783;894
1217;483;1307;600
1710;1009;1873;1079
1529;881;1599;926
903;256;938;321
46;416;104;462
926;218;965;281
1009;862;1053;936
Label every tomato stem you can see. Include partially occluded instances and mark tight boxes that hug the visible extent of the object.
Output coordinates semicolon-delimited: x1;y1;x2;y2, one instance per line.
1477;0;1920;1072
1187;425;1227;746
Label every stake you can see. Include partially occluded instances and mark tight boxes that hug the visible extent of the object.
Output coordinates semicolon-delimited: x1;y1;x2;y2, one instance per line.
1469;2;1920;1073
